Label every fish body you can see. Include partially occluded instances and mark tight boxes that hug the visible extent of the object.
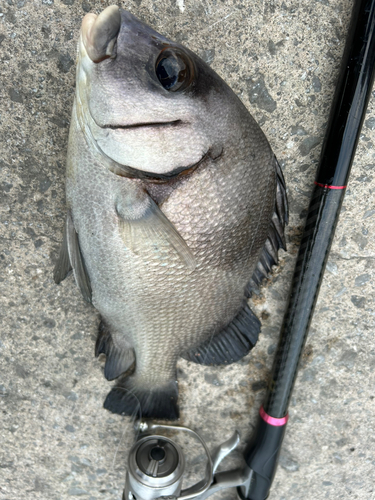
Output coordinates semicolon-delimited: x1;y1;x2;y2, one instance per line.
54;6;288;419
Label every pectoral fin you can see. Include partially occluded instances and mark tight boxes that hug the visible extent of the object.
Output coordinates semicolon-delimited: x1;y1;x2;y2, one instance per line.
116;189;195;270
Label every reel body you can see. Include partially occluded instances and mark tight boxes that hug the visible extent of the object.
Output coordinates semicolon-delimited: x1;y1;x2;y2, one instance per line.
124;422;252;500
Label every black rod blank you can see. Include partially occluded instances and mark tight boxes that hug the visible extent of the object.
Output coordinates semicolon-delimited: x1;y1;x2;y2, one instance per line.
264;0;375;419
241;1;375;499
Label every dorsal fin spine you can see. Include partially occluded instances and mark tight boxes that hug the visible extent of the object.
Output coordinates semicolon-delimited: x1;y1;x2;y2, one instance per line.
247;157;288;295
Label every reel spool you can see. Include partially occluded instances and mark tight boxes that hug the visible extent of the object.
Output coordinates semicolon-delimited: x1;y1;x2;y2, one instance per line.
125;435;185;500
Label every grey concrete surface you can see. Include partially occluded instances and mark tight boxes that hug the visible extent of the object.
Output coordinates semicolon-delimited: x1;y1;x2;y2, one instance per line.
1;0;374;499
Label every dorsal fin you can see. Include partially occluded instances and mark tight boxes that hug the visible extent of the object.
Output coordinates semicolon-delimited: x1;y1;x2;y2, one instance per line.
246;157;288;296
183;156;288;366
182;302;261;365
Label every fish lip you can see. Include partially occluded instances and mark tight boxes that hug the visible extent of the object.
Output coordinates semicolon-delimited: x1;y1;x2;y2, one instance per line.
101;119;184;130
88;104;185;130
110;150;210;182
85;107;206;181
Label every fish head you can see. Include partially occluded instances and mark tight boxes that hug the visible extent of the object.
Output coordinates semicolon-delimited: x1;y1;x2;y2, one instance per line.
77;6;243;178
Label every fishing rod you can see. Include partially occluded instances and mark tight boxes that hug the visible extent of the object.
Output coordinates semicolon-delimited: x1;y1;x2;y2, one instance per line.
122;1;375;499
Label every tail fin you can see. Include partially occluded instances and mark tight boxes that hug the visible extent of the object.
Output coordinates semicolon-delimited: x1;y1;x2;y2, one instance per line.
103;376;179;420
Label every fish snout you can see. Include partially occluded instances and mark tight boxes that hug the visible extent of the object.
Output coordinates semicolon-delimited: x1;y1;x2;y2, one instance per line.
81;7;167;64
81;5;121;63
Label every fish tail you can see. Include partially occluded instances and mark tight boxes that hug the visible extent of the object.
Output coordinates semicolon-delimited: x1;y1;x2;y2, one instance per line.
103;375;179;420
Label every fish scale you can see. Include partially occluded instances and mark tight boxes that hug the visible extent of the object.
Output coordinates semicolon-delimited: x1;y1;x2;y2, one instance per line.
54;6;288;420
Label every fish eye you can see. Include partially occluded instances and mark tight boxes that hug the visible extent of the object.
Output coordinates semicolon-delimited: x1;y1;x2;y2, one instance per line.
155;49;194;92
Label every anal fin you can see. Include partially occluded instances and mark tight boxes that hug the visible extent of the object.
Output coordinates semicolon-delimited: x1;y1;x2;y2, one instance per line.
182;303;261;365
96;320;134;381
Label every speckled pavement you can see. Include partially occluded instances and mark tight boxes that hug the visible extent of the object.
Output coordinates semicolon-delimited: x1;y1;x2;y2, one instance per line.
1;1;374;499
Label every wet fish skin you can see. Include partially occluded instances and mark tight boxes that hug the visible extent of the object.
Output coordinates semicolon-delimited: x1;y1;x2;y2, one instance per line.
54;6;287;420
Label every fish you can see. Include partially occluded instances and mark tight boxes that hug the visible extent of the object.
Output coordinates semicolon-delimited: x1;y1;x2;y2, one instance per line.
53;5;288;420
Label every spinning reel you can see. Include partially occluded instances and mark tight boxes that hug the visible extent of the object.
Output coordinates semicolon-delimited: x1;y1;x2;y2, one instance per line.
124;421;251;500
124;414;287;500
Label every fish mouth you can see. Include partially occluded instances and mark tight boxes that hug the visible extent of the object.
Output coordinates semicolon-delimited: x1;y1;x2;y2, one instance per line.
101;119;183;130
109;150;209;182
85;108;206;181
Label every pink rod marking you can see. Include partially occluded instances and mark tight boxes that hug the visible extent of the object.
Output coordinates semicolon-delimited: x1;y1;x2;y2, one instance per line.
314;181;347;189
259;406;289;426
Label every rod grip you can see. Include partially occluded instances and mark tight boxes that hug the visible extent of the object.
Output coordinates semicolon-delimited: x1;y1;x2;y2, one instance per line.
238;413;287;500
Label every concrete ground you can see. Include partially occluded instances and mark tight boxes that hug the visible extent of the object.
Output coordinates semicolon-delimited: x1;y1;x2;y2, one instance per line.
1;0;374;499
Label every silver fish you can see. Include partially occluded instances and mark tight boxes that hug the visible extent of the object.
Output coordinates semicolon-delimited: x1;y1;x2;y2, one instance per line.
54;5;288;420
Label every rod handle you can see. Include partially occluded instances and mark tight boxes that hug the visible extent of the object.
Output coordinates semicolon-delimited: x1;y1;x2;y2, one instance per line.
237;410;288;500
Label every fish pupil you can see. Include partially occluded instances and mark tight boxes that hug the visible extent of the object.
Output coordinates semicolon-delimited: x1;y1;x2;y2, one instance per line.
156;56;180;90
155;49;191;92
